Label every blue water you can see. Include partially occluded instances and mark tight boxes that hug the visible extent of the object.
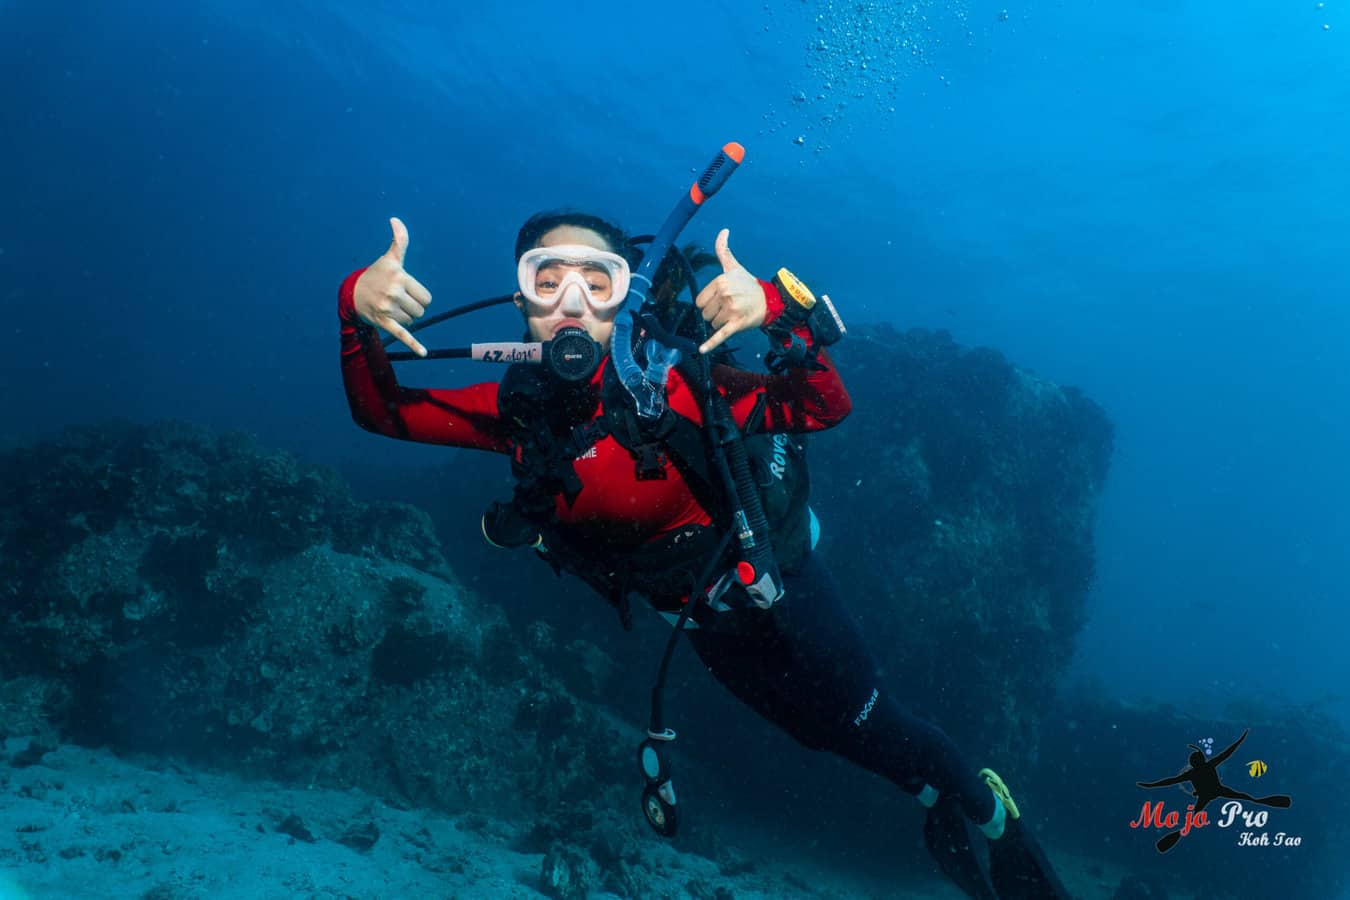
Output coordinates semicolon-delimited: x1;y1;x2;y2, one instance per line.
4;0;1348;892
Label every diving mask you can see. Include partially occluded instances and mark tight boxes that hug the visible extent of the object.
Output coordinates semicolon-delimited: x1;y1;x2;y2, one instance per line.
517;244;631;314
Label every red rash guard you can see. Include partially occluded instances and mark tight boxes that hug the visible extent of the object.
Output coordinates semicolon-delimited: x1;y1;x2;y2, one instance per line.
339;269;851;548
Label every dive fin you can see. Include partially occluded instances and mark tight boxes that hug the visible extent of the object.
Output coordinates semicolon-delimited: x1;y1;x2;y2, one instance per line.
988;816;1072;899
923;796;998;900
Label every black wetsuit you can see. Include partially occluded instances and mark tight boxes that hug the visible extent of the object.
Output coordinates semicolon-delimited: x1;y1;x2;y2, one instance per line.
687;551;996;825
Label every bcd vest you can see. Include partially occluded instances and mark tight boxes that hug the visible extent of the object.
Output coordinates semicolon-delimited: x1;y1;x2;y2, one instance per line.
495;357;811;627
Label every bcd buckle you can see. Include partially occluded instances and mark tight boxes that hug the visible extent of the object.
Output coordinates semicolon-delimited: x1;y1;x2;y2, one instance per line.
634;443;668;480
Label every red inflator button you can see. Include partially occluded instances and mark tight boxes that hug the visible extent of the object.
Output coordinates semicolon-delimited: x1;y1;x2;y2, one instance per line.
736;561;756;584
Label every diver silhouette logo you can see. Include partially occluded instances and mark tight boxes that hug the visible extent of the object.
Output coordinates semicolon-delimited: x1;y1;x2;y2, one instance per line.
1133;728;1292;853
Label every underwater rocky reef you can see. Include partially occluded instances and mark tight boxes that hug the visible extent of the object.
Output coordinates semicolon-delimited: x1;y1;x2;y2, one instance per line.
812;324;1114;764
1;325;1343;898
0;422;656;895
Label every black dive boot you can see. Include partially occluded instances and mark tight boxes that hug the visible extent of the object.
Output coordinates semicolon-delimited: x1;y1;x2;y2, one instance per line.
980;769;1071;900
923;794;998;900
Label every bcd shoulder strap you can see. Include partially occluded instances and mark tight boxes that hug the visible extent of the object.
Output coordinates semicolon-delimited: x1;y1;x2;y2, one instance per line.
497;356;814;621
599;361;727;527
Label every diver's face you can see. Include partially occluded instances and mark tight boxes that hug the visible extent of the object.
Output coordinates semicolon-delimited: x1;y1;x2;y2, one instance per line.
515;225;621;350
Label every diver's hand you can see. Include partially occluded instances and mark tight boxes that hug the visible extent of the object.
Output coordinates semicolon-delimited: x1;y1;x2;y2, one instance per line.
695;228;766;355
352;217;432;357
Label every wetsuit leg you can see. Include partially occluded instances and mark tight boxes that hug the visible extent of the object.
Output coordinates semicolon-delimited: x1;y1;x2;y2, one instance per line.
684;552;994;825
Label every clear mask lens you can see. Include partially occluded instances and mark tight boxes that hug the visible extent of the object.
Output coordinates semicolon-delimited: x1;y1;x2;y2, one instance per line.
518;245;630;313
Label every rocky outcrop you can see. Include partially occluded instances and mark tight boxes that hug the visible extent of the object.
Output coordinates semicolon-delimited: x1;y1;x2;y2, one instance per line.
810;325;1113;760
0;421;626;823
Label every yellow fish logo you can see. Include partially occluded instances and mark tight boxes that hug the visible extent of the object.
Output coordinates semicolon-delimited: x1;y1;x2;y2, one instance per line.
1247;760;1268;778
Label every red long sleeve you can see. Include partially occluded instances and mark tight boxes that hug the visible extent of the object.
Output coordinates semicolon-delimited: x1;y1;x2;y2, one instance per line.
672;278;852;433
338;269;850;541
338;268;511;453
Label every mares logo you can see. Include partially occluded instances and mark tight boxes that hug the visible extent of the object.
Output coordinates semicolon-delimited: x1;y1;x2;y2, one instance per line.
853;688;879;727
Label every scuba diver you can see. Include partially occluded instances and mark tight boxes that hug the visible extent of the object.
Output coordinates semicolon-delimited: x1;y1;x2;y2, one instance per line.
1137;728;1292;853
336;147;1069;899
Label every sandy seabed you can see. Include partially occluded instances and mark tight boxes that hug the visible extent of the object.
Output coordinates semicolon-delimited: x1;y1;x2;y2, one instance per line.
0;738;1127;899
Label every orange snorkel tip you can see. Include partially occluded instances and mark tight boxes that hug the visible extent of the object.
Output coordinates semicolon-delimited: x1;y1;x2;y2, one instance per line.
689;141;746;206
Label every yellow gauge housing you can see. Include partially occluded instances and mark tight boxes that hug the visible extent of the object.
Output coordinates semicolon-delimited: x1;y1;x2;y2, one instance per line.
774;267;817;315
